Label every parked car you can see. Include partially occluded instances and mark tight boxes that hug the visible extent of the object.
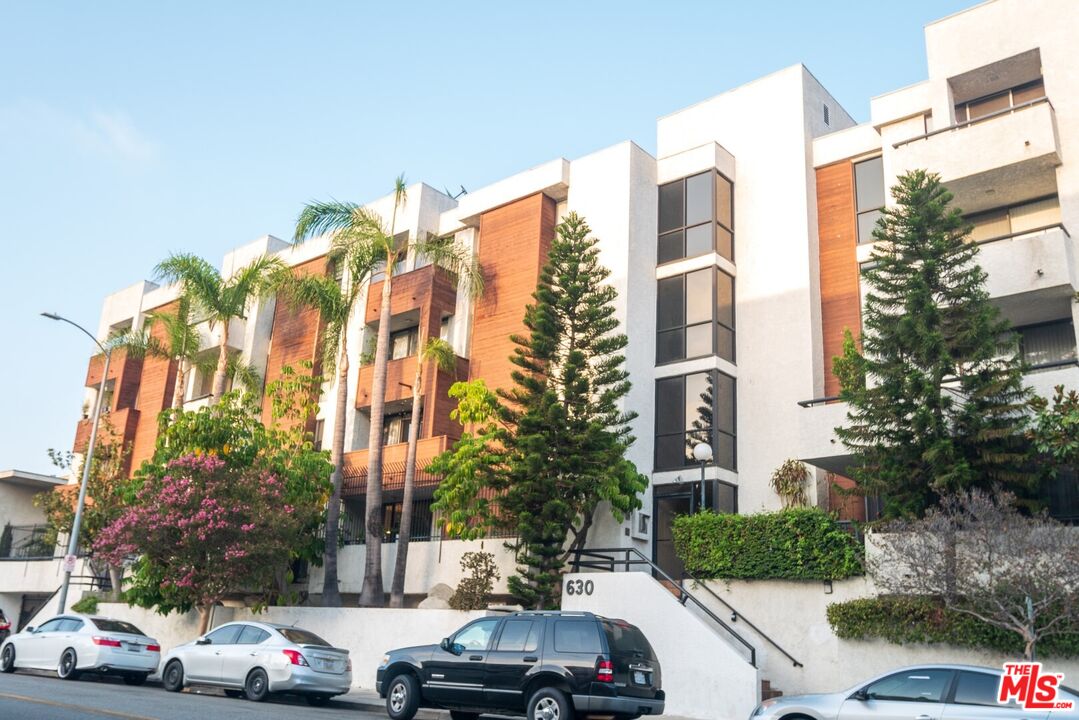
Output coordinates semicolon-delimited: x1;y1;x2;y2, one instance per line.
0;609;10;644
377;610;664;720
750;663;1079;719
161;620;351;706
0;613;160;685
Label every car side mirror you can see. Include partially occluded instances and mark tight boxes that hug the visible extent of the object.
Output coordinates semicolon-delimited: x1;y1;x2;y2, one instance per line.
195;636;211;645
26;626;34;633
850;688;869;702
440;637;450;651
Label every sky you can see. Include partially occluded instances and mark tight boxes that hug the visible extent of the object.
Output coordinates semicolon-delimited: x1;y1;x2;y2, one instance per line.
0;0;974;475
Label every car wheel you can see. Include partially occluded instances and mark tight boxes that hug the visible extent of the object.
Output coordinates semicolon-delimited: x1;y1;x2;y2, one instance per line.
306;694;332;707
162;660;184;692
244;668;270;702
450;712;479;720
57;648;80;680
123;673;149;686
528;687;570;720
224;689;244;698
0;645;15;673
385;673;420;720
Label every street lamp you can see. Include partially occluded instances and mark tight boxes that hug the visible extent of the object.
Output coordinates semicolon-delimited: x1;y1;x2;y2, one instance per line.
41;312;111;614
692;442;713;512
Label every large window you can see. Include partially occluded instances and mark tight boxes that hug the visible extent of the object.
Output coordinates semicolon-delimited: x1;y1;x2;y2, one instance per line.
656;267;735;364
955;78;1045;123
854;156;885;244
390;326;419;360
966;195;1061;243
655;370;736;471
658;171;734;264
1017;320;1077;367
382;412;412;445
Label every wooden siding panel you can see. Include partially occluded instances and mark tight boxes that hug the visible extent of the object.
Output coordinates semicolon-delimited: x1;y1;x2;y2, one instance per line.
129;303;179;471
816;162;861;397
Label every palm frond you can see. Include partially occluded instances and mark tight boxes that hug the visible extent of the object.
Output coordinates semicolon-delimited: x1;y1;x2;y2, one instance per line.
109;326;170;360
277;273;348;323
422;337;457;372
294;199;382;243
412;233;485;298
153;253;222;316
226;356;263;393
320;318;345;376
220;255;286;318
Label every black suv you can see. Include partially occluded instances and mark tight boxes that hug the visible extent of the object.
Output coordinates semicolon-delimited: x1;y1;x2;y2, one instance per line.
376;611;664;720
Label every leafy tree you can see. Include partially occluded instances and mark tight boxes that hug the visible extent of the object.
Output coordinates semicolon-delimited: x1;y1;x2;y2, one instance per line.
96;453;308;635
1029;384;1079;476
833;170;1032;517
448;551;500;611
389;334;456;608
154;253;283;404
433;212;648;609
292;177;480;607
870;488;1079;660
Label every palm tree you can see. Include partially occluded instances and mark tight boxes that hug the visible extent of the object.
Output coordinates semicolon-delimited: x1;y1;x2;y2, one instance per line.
274;233;380;607
154;253;283;405
389;334;456;608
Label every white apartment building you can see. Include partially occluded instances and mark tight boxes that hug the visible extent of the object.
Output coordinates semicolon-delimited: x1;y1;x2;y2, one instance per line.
67;0;1077;596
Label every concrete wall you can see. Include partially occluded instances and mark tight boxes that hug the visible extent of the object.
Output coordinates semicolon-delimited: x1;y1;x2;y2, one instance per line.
561;570;759;720
0;484;47;529
96;602;485;689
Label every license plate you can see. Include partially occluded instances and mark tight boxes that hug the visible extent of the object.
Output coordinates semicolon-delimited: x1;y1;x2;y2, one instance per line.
126;646;142;652
633;670;649;685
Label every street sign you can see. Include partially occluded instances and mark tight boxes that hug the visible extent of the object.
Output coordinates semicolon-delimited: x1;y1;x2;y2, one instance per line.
63;554;76;573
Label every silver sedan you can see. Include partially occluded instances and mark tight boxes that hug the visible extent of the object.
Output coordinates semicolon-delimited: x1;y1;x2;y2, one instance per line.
751;664;1079;719
161;621;351;706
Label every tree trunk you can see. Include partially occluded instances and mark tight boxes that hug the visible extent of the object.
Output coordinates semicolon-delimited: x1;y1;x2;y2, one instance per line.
358;267;394;607
171;360;187;409
390;345;425;608
210;321;230;403
322;339;350;608
107;565;123;602
197;605;212;636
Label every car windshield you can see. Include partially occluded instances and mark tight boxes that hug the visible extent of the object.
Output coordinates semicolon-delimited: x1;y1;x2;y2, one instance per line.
601;620;656;660
90;619;144;635
278;628;330;646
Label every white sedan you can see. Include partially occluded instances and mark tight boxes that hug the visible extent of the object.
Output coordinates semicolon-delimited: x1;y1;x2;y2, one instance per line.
0;613;160;684
161;620;352;706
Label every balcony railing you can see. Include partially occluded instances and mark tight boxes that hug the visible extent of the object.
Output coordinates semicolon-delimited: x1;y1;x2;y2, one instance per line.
892;96;1054;149
0;524;55;560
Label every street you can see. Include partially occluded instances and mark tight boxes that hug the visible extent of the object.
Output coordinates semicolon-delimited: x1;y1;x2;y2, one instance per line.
0;671;386;720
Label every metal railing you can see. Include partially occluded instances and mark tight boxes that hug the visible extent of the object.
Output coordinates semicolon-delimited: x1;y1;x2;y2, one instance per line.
892;96;1054;149
0;524;54;560
571;547;803;669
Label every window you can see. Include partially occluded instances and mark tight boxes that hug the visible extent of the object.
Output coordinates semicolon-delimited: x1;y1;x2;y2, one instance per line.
553;621;602;653
313;419;325;452
953;671;1011;707
955;78;1045;123
655;370;736;471
383;412;412;446
237;625;271;645
966;195;1061;243
496;620;539;653
278;628;331;646
373;231;410;281
656;268;735;364
854;156;885;244
1017;320;1077;367
658;171;734;264
34;619;64;633
380;499;435;542
439;315;453;342
454;618;500;651
390;326;419;360
90;619;144;635
864;669;954;703
58;618;84;632
823;103;830;126
601;621;656;661
205;624;243;645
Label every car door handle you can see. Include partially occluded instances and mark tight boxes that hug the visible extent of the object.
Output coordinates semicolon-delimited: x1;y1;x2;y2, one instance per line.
524;656;538;662
469;655;483;661
914;715;933;720
214;651;222;655
248;652;257;656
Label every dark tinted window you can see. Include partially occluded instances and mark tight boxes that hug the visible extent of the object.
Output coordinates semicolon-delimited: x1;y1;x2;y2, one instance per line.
91;619;144;635
658;182;684;234
237;626;271;645
953;671;1004;707
496;620;538;652
866;669;953;703
553;621;602;653
278;628;331;646
601;621;656;661
657;230;683;264
715;175;733;230
205;624;243;645
658;171;734;264
655;370;737;471
657;277;684;330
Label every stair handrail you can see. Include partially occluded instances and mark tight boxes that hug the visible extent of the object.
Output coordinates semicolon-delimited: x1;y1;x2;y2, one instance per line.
571;546;757;667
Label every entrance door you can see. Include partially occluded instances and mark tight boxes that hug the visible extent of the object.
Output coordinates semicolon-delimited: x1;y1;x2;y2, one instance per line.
653;486;694;580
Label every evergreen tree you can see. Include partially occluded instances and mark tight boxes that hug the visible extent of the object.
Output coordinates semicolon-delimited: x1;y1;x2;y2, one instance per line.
432;212;647;609
833;170;1032;517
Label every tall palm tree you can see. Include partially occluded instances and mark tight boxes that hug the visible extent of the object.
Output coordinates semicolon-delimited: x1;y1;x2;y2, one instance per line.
294;176;482;607
154;253;283;405
389;334;456;608
274;233;380;608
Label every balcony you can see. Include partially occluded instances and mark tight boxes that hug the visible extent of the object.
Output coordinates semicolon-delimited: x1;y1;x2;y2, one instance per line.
365;264;458;325
341;435;451;496
891;99;1061;214
73;406;140;454
355;354;468;409
85;348;142;389
977;224;1075;298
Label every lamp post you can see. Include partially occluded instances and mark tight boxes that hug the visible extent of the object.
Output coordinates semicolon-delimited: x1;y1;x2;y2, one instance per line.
42;312;111;613
692;442;713;513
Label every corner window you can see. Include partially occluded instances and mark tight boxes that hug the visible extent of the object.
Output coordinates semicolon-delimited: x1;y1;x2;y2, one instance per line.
658;171;734;264
655;370;736;471
656;268;735;364
854;156;885;244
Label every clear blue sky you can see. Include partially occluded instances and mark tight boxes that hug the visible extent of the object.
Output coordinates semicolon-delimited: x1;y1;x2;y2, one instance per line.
0;1;972;474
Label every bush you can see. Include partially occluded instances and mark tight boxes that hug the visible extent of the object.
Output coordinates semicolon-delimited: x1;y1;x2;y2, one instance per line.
71;595;99;614
449;551;500;610
827;595;1079;658
673;508;864;580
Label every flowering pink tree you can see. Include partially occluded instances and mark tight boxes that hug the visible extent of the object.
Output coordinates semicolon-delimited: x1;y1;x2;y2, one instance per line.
96;453;309;634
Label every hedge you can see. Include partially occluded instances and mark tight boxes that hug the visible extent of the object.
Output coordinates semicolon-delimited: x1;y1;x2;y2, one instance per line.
672;508;864;581
827;595;1079;658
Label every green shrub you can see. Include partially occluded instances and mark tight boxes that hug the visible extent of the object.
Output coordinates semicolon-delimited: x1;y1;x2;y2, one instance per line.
827;595;1079;658
71;595;99;614
672;508;864;580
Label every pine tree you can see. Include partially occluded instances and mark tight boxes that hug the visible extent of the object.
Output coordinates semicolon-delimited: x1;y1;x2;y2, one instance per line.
432;212;648;609
833;170;1032;517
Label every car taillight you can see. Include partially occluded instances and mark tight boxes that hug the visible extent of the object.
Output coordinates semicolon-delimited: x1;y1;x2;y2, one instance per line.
596;659;614;682
282;649;309;666
92;636;122;647
147;644;161;653
346;658;352;671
